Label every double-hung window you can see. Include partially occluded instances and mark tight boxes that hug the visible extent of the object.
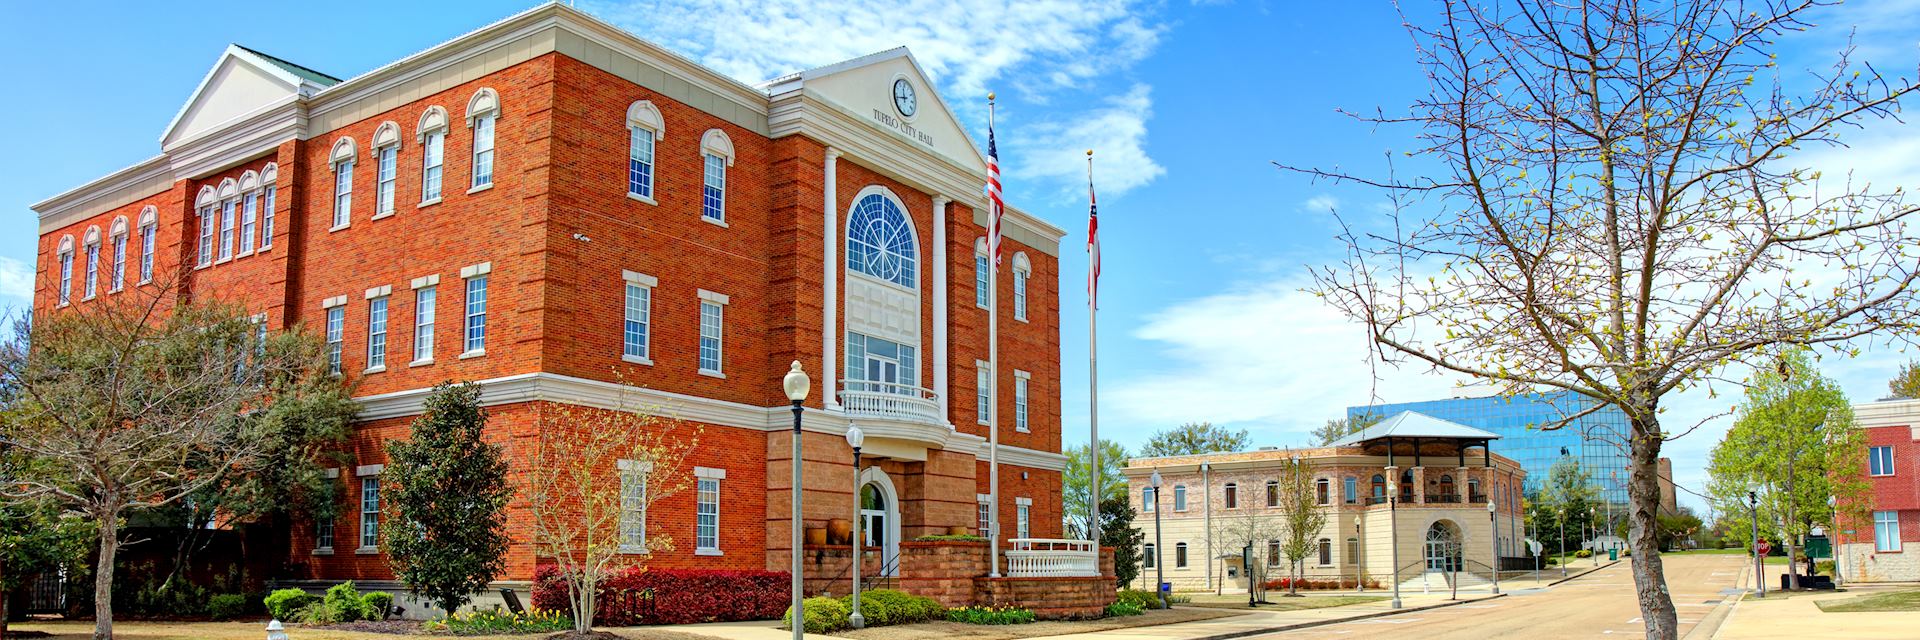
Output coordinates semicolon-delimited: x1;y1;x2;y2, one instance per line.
261;185;277;248
359;477;381;550
976;363;991;424
375;145;398;216
240;192;258;254
1015;499;1030;539
975;243;990;308
333;160;354;229
324;302;345;376
138;221;155;283
1173;485;1187;511
629;126;656;199
1870;446;1895;476
1143;544;1157;568
623;271;656;362
420;106;449;203
1344;477;1358;504
197;206;215;266
110;229;126;292
1014;371;1030;432
978;498;992;536
471;114;495;189
218;199;236;261
1874;510;1901;552
1175;542;1188;568
1142;487;1155;512
366;293;389;371
696;468;724;555
412;284;436;364
1012;267;1029;321
701;154;726;222
1224;483;1239;509
619;459;650;553
315;516;334;551
57;247;72;305
697;290;728;375
83;241;99;299
464;274;488;355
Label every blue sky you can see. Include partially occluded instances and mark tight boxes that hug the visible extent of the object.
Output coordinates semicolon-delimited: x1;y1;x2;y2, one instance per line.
5;1;1919;515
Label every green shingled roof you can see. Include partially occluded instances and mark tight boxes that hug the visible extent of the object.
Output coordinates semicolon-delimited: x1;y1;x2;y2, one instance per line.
235;45;341;86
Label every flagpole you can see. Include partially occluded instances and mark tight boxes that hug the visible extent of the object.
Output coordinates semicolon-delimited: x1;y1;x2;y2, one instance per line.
986;92;1002;577
1086;149;1100;544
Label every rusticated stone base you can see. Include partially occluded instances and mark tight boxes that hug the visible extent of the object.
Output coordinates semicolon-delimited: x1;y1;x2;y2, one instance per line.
974;575;1116;619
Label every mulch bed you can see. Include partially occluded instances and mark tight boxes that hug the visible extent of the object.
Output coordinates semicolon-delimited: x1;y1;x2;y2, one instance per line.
314;619;426;635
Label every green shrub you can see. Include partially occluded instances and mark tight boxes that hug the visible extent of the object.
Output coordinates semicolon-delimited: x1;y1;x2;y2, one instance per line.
1106;601;1144;617
264;589;315;621
427;608;571;635
946;605;1036;625
362;592;395;620
1621;548;1633;557
1116;589;1160;609
208;593;249;621
850;589;944;626
1575;549;1593;558
784;596;851;634
324;582;367;622
291;600;352;625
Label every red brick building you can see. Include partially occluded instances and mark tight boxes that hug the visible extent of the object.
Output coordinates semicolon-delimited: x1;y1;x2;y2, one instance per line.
29;3;1070;611
1837;399;1920;582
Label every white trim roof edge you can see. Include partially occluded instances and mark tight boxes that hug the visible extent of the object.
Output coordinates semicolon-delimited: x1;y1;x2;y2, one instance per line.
159;44;315;148
30;155;174;217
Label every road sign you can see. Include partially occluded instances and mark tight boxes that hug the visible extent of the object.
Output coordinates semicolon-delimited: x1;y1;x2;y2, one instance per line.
1756;541;1772;556
1528;539;1543;556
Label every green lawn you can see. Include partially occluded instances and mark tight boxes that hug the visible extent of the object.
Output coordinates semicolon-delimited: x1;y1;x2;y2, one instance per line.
1815;590;1920;613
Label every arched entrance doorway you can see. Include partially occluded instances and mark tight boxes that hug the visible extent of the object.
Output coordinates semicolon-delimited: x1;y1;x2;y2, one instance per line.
857;467;902;576
1424;520;1462;573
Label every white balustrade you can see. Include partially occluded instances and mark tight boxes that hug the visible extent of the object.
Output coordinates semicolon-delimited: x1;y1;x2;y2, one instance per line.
838;380;942;425
1004;538;1099;577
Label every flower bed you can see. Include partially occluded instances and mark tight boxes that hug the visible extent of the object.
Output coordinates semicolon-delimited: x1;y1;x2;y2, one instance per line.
531;567;790;626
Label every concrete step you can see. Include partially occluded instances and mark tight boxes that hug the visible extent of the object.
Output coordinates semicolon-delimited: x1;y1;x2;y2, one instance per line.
1396;571;1494;594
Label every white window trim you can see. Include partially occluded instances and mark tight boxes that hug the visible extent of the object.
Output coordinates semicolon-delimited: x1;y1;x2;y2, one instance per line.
618;458;654;554
697;289;729;377
699;129;734;225
623;270;658;365
627;100;664;204
411;278;438;367
1870;446;1895;477
1013;369;1031;433
695;466;725;555
364;286;393;374
1011;252;1032;323
467;88;500;192
976;359;991;426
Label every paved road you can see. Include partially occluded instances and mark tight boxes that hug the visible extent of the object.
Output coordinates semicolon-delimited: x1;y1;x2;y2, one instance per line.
1258;553;1751;639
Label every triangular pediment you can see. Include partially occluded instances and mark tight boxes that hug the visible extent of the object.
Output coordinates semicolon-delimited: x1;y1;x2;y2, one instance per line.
161;45;335;148
776;48;988;175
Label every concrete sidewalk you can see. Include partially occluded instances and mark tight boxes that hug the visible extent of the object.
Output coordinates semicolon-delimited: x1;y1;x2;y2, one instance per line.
1712;561;1920;640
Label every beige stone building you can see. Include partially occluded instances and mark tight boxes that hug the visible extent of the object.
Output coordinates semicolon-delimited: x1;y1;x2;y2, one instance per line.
1124;412;1527;594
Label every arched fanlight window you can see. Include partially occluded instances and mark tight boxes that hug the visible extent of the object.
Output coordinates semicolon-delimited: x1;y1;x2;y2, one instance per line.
1011;251;1031;321
466;88;500;189
56;234;75;305
136;205;157;284
82;226;102;299
417;106;449;202
258;164;279;249
370;121;402;216
973;237;990;308
846;190;917;288
626;101;664;200
108;215;129;292
699;129;734;223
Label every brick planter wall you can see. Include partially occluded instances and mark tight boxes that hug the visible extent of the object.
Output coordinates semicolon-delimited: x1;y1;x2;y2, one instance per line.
974;576;1115;620
895;540;991;607
797;540;1118;617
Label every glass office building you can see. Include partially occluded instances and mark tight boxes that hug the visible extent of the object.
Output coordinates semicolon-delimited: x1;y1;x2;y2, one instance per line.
1349;391;1630;507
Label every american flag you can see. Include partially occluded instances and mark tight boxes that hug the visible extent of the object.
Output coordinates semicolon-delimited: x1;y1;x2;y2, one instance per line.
985;122;1005;266
1087;169;1100;310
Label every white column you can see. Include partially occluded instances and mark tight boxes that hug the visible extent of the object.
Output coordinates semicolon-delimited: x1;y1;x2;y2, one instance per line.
823;148;841;409
932;195;950;424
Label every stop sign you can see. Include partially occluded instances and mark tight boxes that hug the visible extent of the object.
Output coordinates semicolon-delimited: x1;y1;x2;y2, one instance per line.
1756;540;1772;556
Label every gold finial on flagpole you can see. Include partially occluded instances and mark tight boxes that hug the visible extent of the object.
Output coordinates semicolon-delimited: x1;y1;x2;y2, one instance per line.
1086;149;1093;156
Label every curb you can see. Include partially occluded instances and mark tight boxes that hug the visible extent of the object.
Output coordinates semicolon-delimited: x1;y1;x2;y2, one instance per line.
1543;559;1622;587
1177;593;1510;640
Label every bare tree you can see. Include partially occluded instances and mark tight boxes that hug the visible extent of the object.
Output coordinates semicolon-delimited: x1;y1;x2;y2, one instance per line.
1273;457;1328;597
1284;2;1920;636
528;381;700;633
0;281;349;640
1213;500;1286;602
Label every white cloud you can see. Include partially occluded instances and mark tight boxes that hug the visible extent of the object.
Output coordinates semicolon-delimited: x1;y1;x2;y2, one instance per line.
1302;194;1340;212
1106;272;1472;441
0;256;32;304
1017;84;1164;198
582;0;1168;195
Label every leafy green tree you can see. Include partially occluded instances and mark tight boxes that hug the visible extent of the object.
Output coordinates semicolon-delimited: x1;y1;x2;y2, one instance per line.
384;382;513;616
1655;507;1704;552
1538;460;1599;555
1095;496;1145;589
1138;422;1249;458
1312;412;1383;446
0;496;92;637
0;288;350;640
1706;347;1867;589
1064;439;1130;539
1888;361;1920;400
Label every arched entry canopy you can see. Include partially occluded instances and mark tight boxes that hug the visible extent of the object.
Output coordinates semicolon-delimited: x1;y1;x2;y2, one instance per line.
1327;411;1501;468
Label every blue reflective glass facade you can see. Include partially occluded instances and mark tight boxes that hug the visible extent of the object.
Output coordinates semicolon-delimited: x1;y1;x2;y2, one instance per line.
1349;391;1630;507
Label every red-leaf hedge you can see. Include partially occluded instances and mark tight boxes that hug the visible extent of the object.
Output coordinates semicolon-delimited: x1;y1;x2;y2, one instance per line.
532;566;791;626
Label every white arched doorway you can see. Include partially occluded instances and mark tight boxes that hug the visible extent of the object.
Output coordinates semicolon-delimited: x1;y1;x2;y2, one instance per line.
858;466;902;576
1424;519;1463;574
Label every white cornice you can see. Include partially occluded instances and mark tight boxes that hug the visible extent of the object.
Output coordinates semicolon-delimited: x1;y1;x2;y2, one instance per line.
1854;398;1920;428
351;372;1066;471
162;97;302;181
32;156;175;233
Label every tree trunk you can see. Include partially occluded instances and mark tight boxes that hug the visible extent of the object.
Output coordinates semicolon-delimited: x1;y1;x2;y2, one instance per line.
3;584;11;640
1627;414;1678;640
93;514;118;640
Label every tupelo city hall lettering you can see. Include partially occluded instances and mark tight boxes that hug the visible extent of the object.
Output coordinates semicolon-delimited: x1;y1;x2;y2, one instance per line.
871;109;936;146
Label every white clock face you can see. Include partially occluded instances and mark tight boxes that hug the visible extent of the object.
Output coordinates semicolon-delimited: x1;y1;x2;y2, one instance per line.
893;78;917;117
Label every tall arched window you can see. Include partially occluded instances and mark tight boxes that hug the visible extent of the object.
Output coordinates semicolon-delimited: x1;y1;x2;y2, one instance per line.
847;192;916;287
1011;252;1031;321
108;216;128;292
1371;474;1386;502
974;237;990;308
370;121;402;217
1317;538;1333;565
417;107;448;202
1175;542;1188;568
82;226;102;299
700;129;734;223
56;235;74;305
467;88;499;189
238;171;260;254
626;101;664;201
259;164;278;248
195;186;218;266
137;206;156;284
330;137;357;229
216;179;239;261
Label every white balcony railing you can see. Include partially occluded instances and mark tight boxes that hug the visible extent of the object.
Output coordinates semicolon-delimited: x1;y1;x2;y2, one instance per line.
839;380;942;425
1004;538;1099;577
